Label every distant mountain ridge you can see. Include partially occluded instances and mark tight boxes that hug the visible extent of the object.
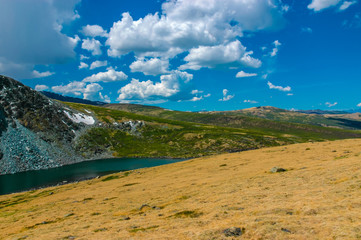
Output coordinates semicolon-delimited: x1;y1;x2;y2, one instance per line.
41;91;106;106
295;109;349;115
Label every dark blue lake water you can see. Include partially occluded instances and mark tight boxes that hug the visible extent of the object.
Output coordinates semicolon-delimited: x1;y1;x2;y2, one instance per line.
0;158;184;195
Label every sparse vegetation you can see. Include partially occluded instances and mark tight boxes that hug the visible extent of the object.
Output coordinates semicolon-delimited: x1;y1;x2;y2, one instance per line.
65;102;361;160
101;175;120;182
173;210;203;218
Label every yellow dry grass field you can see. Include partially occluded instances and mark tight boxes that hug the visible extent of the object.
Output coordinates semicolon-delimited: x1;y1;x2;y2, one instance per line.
1;139;361;240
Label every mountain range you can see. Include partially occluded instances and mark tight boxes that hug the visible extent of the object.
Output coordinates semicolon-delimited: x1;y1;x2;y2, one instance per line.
1;75;360;175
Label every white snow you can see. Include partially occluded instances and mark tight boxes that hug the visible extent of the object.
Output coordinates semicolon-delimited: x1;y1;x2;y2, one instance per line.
84;109;92;114
64;111;95;125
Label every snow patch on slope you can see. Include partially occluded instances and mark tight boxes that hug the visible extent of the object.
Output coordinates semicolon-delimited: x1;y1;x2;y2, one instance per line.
64;111;95;125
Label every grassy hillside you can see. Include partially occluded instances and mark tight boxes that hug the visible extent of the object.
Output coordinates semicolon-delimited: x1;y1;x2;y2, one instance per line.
105;104;361;138
106;104;361;131
1;139;361;239
65;103;361;159
215;106;361;130
66;103;291;159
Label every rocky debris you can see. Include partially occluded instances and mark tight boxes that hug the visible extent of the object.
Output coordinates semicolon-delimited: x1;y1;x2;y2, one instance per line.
139;204;151;211
224;227;244;237
112;120;145;135
281;228;291;233
0;75;81;143
0;121;81;174
120;216;130;220
0;75;86;174
270;167;287;173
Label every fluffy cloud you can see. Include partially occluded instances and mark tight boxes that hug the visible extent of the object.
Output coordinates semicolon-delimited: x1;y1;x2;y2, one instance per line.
0;0;80;78
52;81;87;96
130;58;169;75
244;99;258;104
308;0;341;11
90;60;108;70
219;89;234;101
357;103;361;107
83;68;128;83
189;90;210;101
52;81;105;101
32;70;54;78
325;102;338;107
83;83;104;100
339;1;357;10
82;38;102;56
267;81;291;92
99;92;111;103
180;40;261;70
307;0;355;11
35;85;49;91
79;62;89;69
80;55;90;60
106;0;285;59
270;40;281;57
117;70;194;103
236;71;257;78
81;25;108;37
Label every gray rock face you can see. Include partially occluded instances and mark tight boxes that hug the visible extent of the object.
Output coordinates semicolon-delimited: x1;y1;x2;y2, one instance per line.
0;75;79;143
270;167;287;173
0;75;147;175
0;75;85;174
224;227;243;237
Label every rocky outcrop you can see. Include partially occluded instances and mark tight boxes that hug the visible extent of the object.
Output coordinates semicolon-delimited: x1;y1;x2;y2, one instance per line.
0;75;147;175
0;75;87;174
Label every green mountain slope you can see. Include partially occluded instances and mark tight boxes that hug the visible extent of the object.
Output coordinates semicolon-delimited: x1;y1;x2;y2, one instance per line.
105;104;361;139
66;102;361;159
214;106;361;130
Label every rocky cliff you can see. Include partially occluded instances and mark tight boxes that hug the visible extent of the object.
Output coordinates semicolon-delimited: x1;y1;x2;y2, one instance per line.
0;75;89;174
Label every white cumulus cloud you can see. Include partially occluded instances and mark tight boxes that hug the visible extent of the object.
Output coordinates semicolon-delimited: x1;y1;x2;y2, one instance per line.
117;70;194;103
83;68;128;83
79;62;89;69
32;70;54;78
90;60;108;70
236;71;257;78
219;89;234;101
52;81;106;101
81;24;108;37
243;99;258;103
180;40;261;70
339;1;357;10
325;102;338;107
130;58;169;75
35;84;49;91
270;40;281;57
80;55;90;60
83;68;128;82
106;0;285;60
308;0;342;11
267;81;291;92
357;103;361;107
82;38;102;56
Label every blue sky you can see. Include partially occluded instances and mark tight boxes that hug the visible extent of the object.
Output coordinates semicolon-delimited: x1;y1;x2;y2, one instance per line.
0;0;360;111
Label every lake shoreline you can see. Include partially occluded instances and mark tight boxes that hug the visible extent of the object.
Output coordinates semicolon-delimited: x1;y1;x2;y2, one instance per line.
0;157;187;195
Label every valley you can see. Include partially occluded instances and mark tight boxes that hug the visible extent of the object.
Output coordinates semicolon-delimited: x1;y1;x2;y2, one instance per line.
1;139;360;239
